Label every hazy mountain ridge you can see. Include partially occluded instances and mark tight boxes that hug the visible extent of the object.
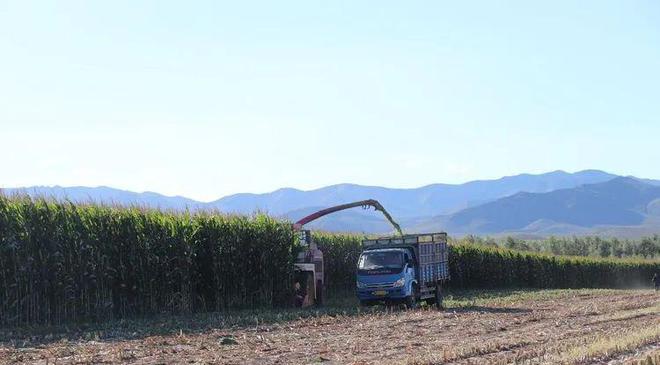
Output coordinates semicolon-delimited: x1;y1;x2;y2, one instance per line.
3;170;660;237
436;177;660;236
213;169;617;217
1;185;204;211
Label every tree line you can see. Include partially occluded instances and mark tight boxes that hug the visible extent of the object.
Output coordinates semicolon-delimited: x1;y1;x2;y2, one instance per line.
452;235;660;259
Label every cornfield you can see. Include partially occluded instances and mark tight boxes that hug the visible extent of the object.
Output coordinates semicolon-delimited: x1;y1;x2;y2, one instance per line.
315;233;660;293
0;196;295;327
0;196;658;327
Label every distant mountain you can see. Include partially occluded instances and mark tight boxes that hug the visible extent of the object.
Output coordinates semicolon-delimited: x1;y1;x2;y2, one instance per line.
1;186;203;211
3;170;659;237
640;178;660;187
437;177;660;235
212;170;617;218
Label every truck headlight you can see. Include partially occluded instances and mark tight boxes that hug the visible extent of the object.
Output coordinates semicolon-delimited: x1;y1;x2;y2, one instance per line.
356;281;367;289
393;278;405;288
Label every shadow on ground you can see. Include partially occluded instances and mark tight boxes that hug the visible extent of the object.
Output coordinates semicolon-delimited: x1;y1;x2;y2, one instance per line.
0;289;562;347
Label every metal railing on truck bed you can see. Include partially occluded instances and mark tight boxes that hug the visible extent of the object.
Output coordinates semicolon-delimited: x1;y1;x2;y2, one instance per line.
362;232;450;286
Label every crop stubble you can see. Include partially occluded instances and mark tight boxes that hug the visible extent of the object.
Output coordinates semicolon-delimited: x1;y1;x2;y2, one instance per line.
1;289;658;365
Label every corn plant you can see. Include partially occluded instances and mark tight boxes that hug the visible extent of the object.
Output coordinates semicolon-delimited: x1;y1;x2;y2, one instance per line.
312;232;660;295
1;195;658;328
0;196;295;327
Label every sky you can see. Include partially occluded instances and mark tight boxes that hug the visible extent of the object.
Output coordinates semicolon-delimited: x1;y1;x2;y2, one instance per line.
1;1;659;201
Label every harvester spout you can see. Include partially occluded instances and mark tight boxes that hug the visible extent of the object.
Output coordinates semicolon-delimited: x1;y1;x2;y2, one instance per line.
293;199;403;236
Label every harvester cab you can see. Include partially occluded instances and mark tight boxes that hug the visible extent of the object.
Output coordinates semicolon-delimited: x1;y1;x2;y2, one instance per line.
293;229;324;307
291;199;402;308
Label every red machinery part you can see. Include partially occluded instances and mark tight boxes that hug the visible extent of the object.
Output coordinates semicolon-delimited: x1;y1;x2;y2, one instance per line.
293;199;402;236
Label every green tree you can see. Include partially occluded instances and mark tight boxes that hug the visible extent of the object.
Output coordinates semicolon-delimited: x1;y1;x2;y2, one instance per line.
637;237;657;258
598;239;612;258
611;238;623;258
548;236;562;255
623;240;635;257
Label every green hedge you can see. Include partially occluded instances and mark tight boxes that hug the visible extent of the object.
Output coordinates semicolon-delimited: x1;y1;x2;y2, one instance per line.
0;196;295;327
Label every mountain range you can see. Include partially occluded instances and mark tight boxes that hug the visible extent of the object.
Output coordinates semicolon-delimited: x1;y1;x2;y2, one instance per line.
3;170;660;238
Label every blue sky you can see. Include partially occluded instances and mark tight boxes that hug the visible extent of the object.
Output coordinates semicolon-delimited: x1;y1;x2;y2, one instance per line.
1;1;659;201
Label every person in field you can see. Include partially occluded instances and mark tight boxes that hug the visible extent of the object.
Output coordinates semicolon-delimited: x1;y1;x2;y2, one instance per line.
653;273;659;291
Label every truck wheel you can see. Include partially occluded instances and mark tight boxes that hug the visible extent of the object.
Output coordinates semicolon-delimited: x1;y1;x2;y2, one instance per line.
435;284;444;310
406;284;418;309
359;300;373;307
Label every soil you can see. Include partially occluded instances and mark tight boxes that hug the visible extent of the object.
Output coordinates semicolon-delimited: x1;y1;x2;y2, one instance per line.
1;290;658;365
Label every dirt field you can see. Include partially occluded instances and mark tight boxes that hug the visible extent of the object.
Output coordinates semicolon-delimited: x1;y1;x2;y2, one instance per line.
1;289;658;365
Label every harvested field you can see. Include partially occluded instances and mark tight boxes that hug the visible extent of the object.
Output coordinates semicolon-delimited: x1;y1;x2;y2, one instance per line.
1;289;658;365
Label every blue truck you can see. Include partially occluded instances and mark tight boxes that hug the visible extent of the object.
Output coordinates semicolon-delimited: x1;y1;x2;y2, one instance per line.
356;232;450;308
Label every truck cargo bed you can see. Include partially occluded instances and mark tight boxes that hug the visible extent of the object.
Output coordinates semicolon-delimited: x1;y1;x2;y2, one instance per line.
363;232;450;285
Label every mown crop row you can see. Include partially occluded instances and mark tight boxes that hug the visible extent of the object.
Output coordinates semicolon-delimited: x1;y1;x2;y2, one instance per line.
1;196;658;327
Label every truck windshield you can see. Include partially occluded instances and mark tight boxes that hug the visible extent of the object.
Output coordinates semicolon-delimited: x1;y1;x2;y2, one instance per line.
358;251;403;271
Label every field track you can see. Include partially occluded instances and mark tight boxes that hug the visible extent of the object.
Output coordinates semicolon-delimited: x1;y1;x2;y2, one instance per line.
1;289;658;364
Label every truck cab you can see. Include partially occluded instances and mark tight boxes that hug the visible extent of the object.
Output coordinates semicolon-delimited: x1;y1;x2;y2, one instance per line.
355;233;449;308
356;248;417;306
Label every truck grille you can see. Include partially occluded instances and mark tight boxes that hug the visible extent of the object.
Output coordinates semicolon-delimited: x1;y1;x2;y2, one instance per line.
365;282;395;289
